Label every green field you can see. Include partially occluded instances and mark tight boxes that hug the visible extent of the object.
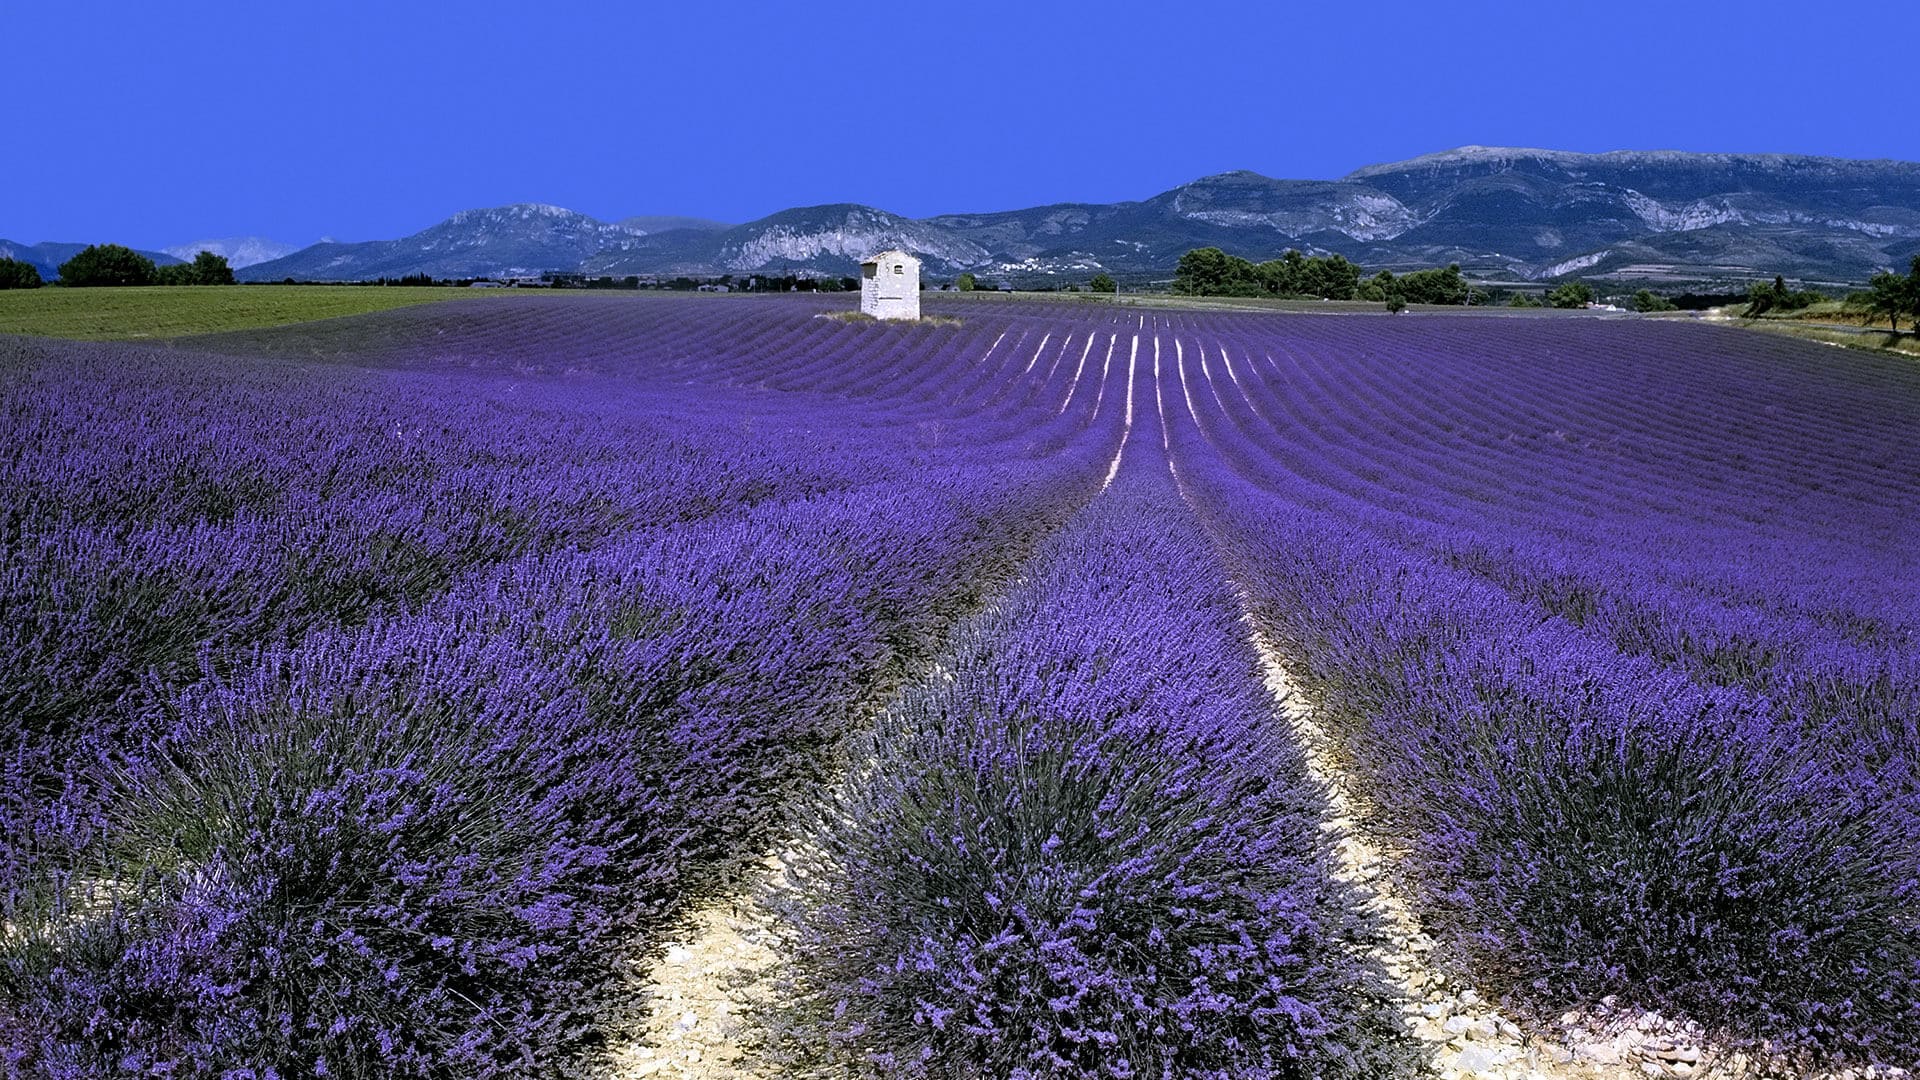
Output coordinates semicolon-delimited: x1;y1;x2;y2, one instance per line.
0;285;510;340
1728;316;1920;359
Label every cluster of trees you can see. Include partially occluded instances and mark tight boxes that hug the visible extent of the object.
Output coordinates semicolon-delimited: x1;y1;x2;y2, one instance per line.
155;251;237;286
58;244;161;286
1743;275;1823;316
45;244;235;287
0;257;43;289
1632;289;1678;313
1173;247;1365;300
1728;262;1919;331
1358;264;1471;306
1174;248;1491;308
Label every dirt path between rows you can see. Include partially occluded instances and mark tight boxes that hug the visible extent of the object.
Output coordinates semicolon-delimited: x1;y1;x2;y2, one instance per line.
596;617;1906;1080
1241;612;1694;1080
1235;608;1910;1080
602;857;787;1079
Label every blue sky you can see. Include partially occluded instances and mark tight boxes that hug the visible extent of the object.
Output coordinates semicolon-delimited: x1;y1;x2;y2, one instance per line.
6;0;1918;249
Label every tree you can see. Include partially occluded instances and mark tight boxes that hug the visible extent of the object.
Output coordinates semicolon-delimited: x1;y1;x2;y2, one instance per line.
1385;296;1406;314
190;250;235;285
1547;282;1594;308
0;257;43;289
1089;272;1116;294
955;272;976;292
57;244;157;286
1911;255;1920;326
1865;263;1915;331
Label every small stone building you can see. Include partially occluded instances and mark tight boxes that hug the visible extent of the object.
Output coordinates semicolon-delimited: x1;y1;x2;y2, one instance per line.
860;250;921;320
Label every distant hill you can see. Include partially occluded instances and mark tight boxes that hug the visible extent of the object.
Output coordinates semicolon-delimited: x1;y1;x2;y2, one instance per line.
0;240;183;281
162;236;299;269
234;148;1920;286
241;204;645;281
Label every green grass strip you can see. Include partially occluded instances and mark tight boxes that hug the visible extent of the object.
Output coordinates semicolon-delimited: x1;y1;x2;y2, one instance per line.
0;285;514;341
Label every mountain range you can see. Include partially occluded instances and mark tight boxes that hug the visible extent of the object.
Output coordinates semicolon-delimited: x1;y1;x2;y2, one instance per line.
161;236;301;269
14;147;1918;287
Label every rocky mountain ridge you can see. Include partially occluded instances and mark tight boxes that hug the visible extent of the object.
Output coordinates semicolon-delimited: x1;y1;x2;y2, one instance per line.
161;237;299;269
227;147;1920;285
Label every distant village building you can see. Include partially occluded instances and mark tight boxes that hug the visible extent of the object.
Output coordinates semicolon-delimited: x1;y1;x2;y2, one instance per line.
860;250;920;320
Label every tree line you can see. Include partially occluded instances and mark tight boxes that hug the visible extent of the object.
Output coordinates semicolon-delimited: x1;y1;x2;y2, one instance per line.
1173;247;1488;308
1505;283;1597;309
1730;260;1920;330
0;244;236;289
1170;245;1920;327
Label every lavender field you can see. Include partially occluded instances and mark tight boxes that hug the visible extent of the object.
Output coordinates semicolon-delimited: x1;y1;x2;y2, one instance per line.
2;294;1916;1077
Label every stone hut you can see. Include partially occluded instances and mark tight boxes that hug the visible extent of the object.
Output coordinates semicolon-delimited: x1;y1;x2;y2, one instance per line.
860;250;921;320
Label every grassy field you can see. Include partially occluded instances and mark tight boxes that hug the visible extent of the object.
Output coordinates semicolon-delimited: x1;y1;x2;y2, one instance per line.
0;285;510;340
1724;316;1920;359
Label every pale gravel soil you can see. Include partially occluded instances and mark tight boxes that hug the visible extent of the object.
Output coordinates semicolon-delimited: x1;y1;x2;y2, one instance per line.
601;855;788;1079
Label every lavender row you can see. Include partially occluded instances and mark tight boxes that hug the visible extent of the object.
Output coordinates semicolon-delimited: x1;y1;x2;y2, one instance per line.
774;436;1415;1079
1158;313;1920;1066
1173;316;1920;767
1;306;1109;790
